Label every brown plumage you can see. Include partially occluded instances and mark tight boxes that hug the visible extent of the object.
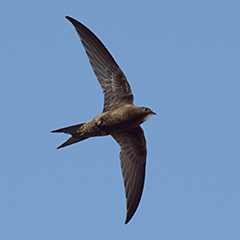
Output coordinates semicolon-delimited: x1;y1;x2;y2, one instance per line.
52;16;156;224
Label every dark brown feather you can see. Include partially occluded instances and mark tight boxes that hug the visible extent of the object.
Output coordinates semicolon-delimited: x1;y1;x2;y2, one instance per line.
66;16;133;112
112;126;146;224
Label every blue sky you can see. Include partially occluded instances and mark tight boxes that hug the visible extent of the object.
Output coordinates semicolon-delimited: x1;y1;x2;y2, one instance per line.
1;0;240;239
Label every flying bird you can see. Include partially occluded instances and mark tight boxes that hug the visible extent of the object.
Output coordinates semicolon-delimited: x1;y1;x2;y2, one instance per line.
52;16;156;224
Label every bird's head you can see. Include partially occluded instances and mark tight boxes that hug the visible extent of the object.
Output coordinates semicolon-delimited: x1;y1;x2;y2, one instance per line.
140;107;156;122
127;106;156;126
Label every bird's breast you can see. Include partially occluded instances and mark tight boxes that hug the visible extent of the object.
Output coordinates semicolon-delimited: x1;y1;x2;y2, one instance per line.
100;107;140;134
81;106;142;137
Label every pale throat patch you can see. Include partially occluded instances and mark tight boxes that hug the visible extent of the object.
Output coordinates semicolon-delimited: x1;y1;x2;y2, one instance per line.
142;113;155;122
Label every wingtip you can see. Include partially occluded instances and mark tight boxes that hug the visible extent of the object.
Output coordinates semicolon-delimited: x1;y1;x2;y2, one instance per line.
124;215;132;225
65;16;74;23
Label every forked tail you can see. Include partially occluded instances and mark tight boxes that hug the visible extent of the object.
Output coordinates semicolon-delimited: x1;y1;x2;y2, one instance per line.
51;123;88;149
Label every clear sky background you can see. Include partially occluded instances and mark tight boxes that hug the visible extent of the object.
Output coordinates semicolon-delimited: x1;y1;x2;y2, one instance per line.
1;0;240;239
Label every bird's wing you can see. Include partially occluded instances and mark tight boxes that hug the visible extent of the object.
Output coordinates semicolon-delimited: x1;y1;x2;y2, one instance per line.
66;16;133;112
111;126;146;224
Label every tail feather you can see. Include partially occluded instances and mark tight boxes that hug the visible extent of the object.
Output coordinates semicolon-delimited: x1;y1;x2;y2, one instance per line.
52;123;88;149
56;136;88;149
51;123;85;134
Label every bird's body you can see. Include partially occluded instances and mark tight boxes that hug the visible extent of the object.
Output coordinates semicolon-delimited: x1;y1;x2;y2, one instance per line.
52;16;155;224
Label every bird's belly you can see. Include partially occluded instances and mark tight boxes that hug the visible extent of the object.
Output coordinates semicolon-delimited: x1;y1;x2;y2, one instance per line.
100;116;135;134
87;107;139;136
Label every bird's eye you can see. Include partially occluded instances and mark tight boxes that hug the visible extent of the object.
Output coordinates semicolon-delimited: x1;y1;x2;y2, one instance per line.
143;107;149;112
